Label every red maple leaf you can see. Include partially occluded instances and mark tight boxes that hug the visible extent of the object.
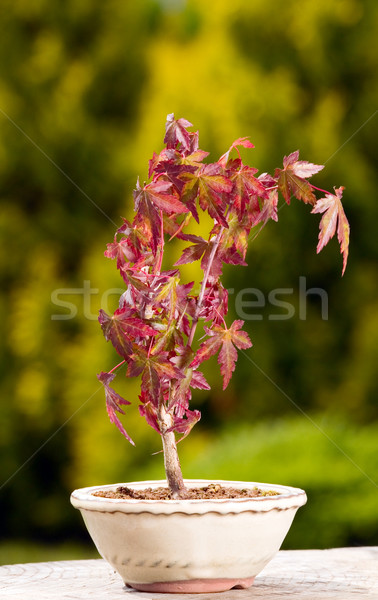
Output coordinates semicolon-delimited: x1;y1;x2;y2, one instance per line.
149;148;201;203
217;209;251;261
138;401;160;433
174;235;209;266
275;150;324;205
148;148;178;179
218;137;255;168
259;189;279;224
180;163;233;227
190;369;210;390
97;371;134;444
133;178;188;253
138;388;161;432
229;163;267;217
198;281;229;324
104;235;140;270
98;308;157;358
311;186;350;275
134;178;187;215
127;346;184;405
190;320;252;389
164;113;193;151
169;408;201;439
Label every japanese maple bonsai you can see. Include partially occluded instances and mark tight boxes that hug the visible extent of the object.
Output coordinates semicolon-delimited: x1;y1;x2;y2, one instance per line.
71;114;349;592
96;113;349;499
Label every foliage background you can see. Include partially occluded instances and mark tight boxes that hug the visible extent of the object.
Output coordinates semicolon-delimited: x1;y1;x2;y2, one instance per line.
0;0;377;562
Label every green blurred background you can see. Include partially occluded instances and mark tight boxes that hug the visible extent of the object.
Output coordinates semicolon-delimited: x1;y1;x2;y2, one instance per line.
1;0;377;564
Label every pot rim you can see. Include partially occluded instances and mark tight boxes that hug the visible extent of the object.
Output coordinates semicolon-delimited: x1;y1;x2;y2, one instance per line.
71;479;307;515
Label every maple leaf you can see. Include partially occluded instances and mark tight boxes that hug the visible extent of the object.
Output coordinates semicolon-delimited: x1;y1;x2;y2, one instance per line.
152;321;181;355
218;209;250;261
286;151;324;178
167;370;192;413
230;162;267;217
169;408;201;439
311;186;350;275
138;388;161;431
190;320;252;389
104;235;138;270
155;273;179;302
98;308;157;358
205;215;249;272
180;149;209;166
219;137;255;168
199;281;229;324
215;210;250;264
148;148;178;179
180;164;233;227
178;173;202;222
133;178;188;254
134;178;187;215
259;189;279;224
154;273;181;324
121;268;151;294
175;236;209;266
150;149;200;200
168;365;209;417
127;347;184;404
104;219;146;269
221;244;247;267
190;369;210;390
164;113;193;151
138;401;160;433
174;235;224;280
97;371;134;445
133;194;160;255
275;151;324;205
162;213;185;239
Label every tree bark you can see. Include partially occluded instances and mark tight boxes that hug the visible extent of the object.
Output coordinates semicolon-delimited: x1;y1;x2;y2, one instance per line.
158;409;188;498
161;429;187;498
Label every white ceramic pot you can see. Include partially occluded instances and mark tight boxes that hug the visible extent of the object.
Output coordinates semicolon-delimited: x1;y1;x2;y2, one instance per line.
71;479;307;593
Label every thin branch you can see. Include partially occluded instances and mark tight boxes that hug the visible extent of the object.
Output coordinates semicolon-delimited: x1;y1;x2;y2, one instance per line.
155;209;165;274
310;183;331;196
187;228;224;347
108;359;126;374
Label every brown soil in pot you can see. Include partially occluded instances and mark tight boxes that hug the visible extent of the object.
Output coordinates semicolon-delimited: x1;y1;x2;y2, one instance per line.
93;483;279;500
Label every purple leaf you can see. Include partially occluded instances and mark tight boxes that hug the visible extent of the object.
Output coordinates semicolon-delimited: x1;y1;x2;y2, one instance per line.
97;371;134;445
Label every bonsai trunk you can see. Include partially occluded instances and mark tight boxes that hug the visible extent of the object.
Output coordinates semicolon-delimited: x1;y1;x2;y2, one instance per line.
161;429;187;499
159;408;187;499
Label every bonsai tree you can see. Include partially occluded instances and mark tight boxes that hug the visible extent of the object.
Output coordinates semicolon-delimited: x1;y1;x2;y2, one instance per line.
98;114;349;499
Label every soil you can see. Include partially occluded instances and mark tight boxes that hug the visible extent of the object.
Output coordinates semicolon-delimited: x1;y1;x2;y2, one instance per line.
93;483;279;500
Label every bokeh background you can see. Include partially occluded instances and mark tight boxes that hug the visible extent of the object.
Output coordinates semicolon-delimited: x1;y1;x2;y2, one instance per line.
1;0;377;563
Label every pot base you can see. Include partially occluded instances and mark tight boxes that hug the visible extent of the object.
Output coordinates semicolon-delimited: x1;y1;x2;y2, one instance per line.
127;576;256;593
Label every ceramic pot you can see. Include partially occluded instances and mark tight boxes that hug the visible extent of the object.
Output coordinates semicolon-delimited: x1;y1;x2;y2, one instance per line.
71;479;306;593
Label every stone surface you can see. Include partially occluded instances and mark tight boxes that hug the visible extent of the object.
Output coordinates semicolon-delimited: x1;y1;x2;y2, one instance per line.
0;547;377;599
